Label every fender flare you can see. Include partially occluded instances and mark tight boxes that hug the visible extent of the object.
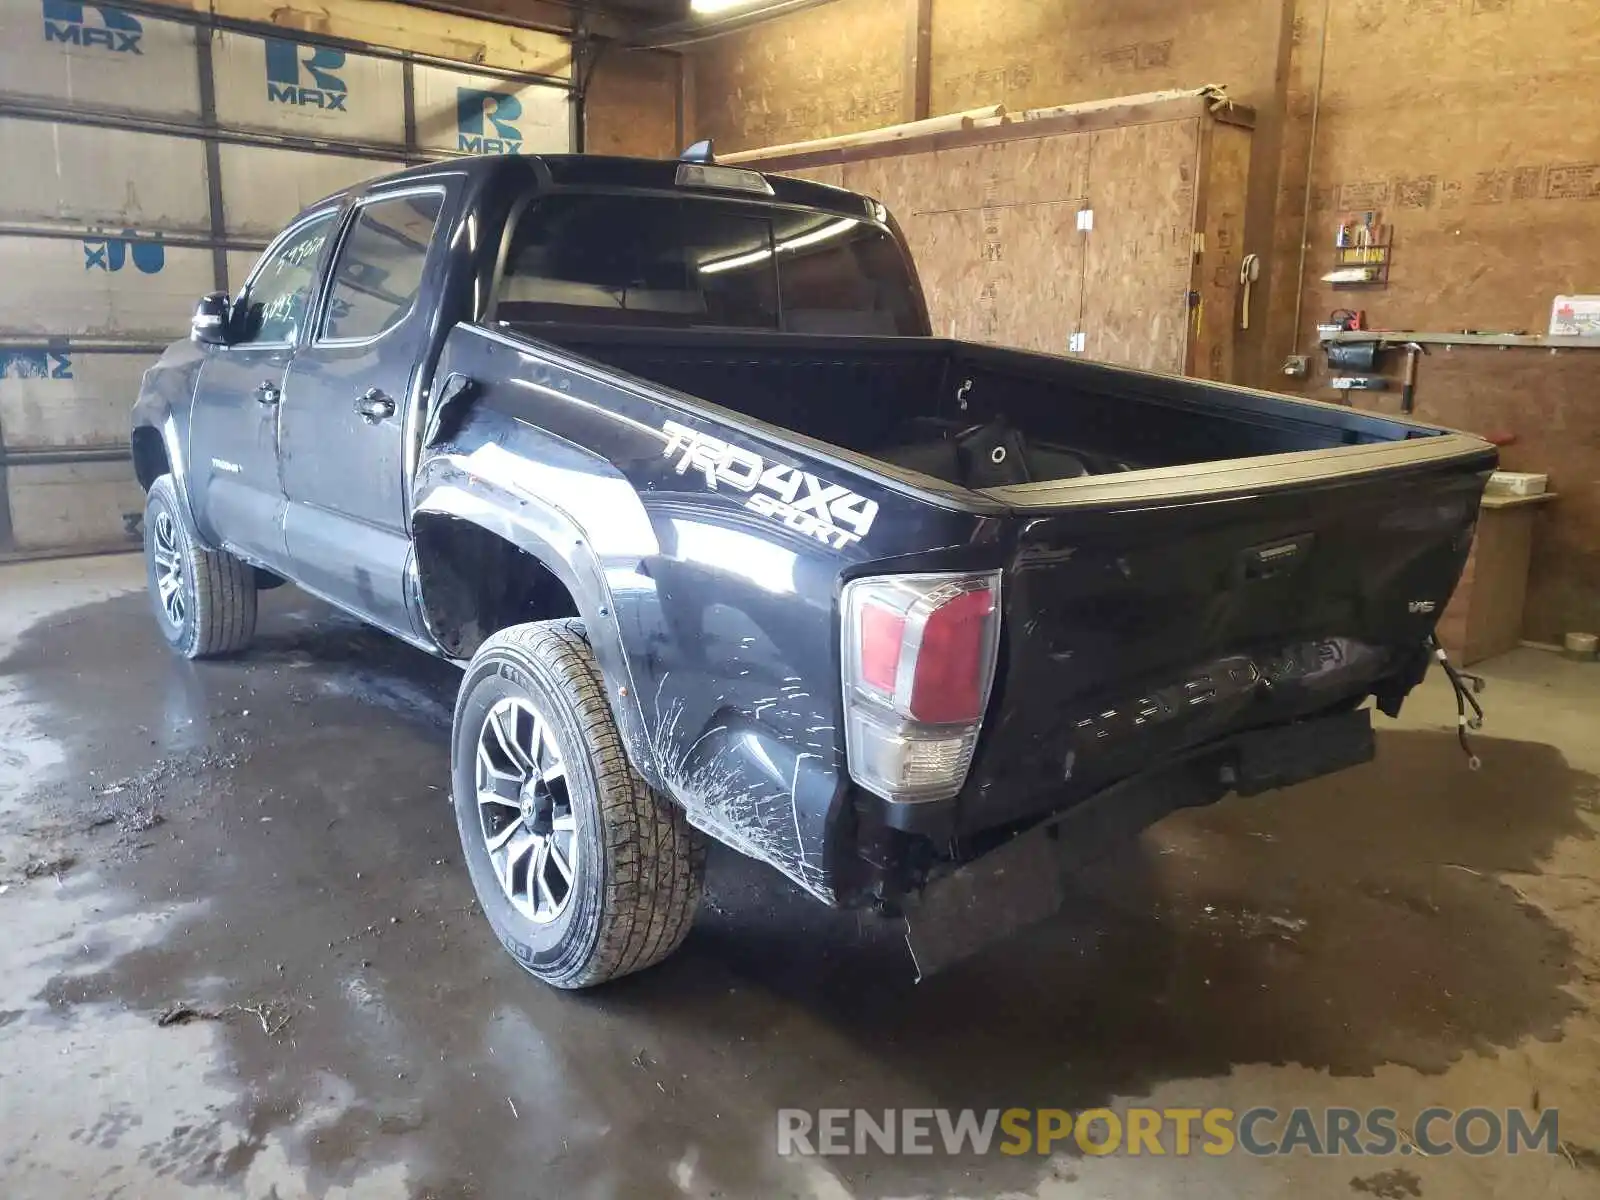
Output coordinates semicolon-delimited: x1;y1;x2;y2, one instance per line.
411;482;663;791
134;413;212;550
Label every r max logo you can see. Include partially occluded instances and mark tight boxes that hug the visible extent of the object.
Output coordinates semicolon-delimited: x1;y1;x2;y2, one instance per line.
84;234;164;274
457;88;523;154
265;40;348;111
41;0;142;53
0;350;73;380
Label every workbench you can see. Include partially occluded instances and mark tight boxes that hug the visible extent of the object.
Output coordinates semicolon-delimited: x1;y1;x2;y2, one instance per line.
1436;492;1558;666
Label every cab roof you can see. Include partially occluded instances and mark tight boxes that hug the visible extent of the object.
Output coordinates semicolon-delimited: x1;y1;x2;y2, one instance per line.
326;153;876;221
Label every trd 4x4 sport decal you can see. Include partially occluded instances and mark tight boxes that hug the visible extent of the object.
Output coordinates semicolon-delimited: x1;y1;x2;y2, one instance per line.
660;420;879;551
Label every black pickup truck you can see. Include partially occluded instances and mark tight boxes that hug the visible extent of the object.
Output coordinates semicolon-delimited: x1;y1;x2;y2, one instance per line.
132;152;1495;988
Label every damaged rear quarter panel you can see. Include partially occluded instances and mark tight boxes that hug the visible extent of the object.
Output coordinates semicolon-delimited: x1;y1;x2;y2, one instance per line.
413;326;989;902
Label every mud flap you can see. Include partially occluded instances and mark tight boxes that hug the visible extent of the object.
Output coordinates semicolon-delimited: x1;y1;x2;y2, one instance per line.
902;708;1374;979
1231;708;1374;795
902;760;1221;980
902;825;1068;981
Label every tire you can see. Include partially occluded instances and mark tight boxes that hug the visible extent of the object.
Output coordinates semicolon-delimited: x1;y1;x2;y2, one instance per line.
143;474;258;660
452;619;705;989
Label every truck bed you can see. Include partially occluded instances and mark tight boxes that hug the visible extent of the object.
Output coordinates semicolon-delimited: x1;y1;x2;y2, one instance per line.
516;324;1452;493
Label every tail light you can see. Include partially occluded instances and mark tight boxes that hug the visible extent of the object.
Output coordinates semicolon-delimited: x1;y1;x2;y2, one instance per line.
841;571;1002;803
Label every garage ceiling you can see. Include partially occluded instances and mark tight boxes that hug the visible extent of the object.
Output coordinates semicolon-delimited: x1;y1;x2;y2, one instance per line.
408;0;830;46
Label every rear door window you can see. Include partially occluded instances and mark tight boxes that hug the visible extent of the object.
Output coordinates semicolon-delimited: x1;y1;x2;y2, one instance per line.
320;191;445;342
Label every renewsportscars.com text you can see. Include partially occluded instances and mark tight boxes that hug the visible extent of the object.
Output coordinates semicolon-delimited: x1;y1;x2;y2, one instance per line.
777;1106;1561;1158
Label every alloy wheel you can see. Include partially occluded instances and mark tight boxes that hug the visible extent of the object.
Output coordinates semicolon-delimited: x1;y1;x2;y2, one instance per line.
475;696;579;924
151;511;186;629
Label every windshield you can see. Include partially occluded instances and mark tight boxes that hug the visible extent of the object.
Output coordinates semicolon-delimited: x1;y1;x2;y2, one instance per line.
493;193;923;335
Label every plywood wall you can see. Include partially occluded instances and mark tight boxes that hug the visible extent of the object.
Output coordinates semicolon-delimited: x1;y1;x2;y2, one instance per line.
688;0;1290;375
1263;0;1600;643
1192;122;1252;381
691;0;1279;153
587;49;680;158
1077;119;1199;371
691;0;905;151
749;101;1247;377
823;136;1098;356
899;136;1094;355
1348;349;1596;647
927;0;1277;118
1266;0;1600;357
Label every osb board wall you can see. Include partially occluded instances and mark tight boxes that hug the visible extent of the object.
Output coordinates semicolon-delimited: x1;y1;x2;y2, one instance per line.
686;0;1289;372
761;105;1242;375
926;0;1277;117
1076;120;1197;371
691;0;1279;152
691;0;905;151
1265;0;1600;361
1191;122;1252;380
857;137;1095;357
1348;350;1597;645
1264;0;1600;642
587;50;680;158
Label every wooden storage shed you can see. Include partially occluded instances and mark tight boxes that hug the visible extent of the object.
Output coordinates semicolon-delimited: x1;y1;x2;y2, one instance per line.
726;87;1254;382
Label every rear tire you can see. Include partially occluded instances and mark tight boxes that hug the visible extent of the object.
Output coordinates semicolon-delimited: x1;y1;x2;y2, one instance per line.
452;619;704;988
143;474;257;659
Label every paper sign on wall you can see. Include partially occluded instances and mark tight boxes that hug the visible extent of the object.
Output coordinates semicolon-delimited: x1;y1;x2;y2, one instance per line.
1550;295;1600;337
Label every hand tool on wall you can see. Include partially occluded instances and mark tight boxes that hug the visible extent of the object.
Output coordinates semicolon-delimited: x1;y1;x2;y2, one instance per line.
1327;341;1378;371
1238;253;1261;330
1397;341;1428;414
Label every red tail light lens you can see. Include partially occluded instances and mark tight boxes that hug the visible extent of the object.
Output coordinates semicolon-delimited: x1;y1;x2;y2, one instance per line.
841;571;1003;803
859;602;906;696
908;585;997;723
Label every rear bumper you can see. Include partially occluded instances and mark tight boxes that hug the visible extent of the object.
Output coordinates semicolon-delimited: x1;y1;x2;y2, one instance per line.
859;637;1402;844
901;707;1374;976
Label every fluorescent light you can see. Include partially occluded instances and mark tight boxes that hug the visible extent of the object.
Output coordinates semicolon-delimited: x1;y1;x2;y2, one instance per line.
776;218;858;252
690;0;762;12
700;246;772;275
698;218;860;275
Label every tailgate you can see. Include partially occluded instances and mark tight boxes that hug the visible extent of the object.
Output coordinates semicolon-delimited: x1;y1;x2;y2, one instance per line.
960;434;1496;832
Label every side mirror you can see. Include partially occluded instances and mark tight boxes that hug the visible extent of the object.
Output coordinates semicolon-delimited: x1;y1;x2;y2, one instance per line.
191;292;233;346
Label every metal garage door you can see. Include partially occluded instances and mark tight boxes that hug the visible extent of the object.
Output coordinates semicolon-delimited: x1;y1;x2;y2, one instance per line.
0;0;570;557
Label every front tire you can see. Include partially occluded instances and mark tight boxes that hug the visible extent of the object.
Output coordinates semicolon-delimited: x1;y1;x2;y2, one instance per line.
143;474;257;659
452;619;704;989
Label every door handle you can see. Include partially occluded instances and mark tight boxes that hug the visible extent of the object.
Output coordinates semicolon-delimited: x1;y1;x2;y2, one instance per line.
355;388;396;424
256;381;281;406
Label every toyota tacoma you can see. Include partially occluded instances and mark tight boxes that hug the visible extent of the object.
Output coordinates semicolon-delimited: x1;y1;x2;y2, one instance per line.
131;152;1495;987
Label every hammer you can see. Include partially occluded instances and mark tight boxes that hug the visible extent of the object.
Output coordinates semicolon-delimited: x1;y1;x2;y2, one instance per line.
1397;341;1429;414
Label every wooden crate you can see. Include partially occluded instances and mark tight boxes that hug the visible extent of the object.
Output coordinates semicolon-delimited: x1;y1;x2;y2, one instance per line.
725;88;1253;380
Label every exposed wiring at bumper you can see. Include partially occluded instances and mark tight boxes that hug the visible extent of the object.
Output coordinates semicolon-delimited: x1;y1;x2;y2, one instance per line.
1428;635;1487;770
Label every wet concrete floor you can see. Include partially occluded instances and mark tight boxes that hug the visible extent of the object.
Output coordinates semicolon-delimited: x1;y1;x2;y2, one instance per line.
1;553;1598;1198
